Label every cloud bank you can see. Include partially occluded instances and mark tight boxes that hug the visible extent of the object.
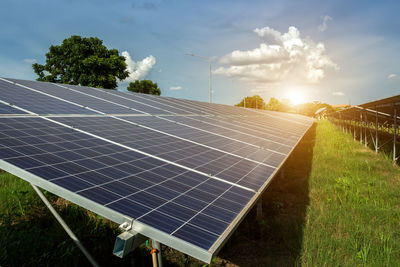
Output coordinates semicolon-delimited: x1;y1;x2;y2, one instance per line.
214;26;338;84
169;86;182;90
122;51;156;82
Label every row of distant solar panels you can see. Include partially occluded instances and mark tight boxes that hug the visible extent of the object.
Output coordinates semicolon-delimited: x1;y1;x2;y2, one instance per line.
0;78;314;260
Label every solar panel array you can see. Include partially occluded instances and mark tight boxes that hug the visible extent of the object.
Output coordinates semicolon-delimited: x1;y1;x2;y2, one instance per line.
0;77;314;262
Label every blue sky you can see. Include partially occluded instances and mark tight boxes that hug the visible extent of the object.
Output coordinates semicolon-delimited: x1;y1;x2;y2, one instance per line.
0;0;399;106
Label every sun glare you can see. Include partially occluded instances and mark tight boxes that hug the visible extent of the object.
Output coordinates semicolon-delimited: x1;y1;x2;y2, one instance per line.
285;89;307;105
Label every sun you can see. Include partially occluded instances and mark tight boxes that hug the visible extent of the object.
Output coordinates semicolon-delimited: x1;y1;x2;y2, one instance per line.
284;89;307;105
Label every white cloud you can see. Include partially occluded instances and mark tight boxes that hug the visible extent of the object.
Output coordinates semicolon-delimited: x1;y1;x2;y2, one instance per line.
254;26;281;41
23;58;36;64
215;26;338;84
332;91;345;96
219;44;288;65
122;51;156;82
388;74;397;79
169;86;182;90
318;15;332;32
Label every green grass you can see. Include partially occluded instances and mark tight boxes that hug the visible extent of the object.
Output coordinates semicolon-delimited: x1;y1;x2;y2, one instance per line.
298;120;400;266
0;172;152;267
1;120;399;266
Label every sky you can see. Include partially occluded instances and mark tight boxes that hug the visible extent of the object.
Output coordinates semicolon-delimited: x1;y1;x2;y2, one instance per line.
0;0;399;106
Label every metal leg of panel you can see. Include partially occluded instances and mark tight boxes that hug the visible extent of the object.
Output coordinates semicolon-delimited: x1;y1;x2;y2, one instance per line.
152;240;163;267
31;184;99;267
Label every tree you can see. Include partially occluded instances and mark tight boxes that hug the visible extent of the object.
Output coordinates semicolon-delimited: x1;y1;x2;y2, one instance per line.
127;80;161;95
32;35;129;89
235;95;265;109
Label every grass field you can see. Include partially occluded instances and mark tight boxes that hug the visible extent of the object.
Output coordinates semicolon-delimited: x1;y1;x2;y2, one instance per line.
0;120;399;266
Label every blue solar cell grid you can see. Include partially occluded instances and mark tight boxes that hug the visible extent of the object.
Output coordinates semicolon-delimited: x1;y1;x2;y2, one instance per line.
0;79;94;115
0;116;256;250
52;116;276;190
0;78;313;257
0;102;26;114
62;83;174;115
9;78;142;115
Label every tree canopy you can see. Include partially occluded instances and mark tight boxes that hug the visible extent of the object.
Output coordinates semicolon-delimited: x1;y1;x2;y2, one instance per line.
235;95;265;109
265;97;291;112
32;35;129;89
127;80;161;95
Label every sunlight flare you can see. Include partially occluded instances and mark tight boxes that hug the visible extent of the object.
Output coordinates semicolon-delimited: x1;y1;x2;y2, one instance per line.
284;89;308;105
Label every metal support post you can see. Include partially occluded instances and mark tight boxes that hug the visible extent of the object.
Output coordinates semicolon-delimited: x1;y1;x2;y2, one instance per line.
31;184;99;267
394;108;397;163
152;240;163;267
353;119;356;140
375;108;378;153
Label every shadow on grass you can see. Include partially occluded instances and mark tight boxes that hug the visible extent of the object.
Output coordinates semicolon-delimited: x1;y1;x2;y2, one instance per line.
217;123;316;266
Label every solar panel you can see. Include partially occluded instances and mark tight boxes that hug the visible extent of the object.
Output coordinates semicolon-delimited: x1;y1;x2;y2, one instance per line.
0;101;26;114
0;116;255;249
62;83;177;115
0;77;313;263
0;79;94;115
8;78;142;115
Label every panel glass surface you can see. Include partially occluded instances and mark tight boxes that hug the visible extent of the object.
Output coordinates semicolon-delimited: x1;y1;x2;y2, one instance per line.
9;78;141;114
63;84;173;115
0;79;94;114
0;78;313;259
0;102;26;114
0;116;256;250
52;116;276;190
